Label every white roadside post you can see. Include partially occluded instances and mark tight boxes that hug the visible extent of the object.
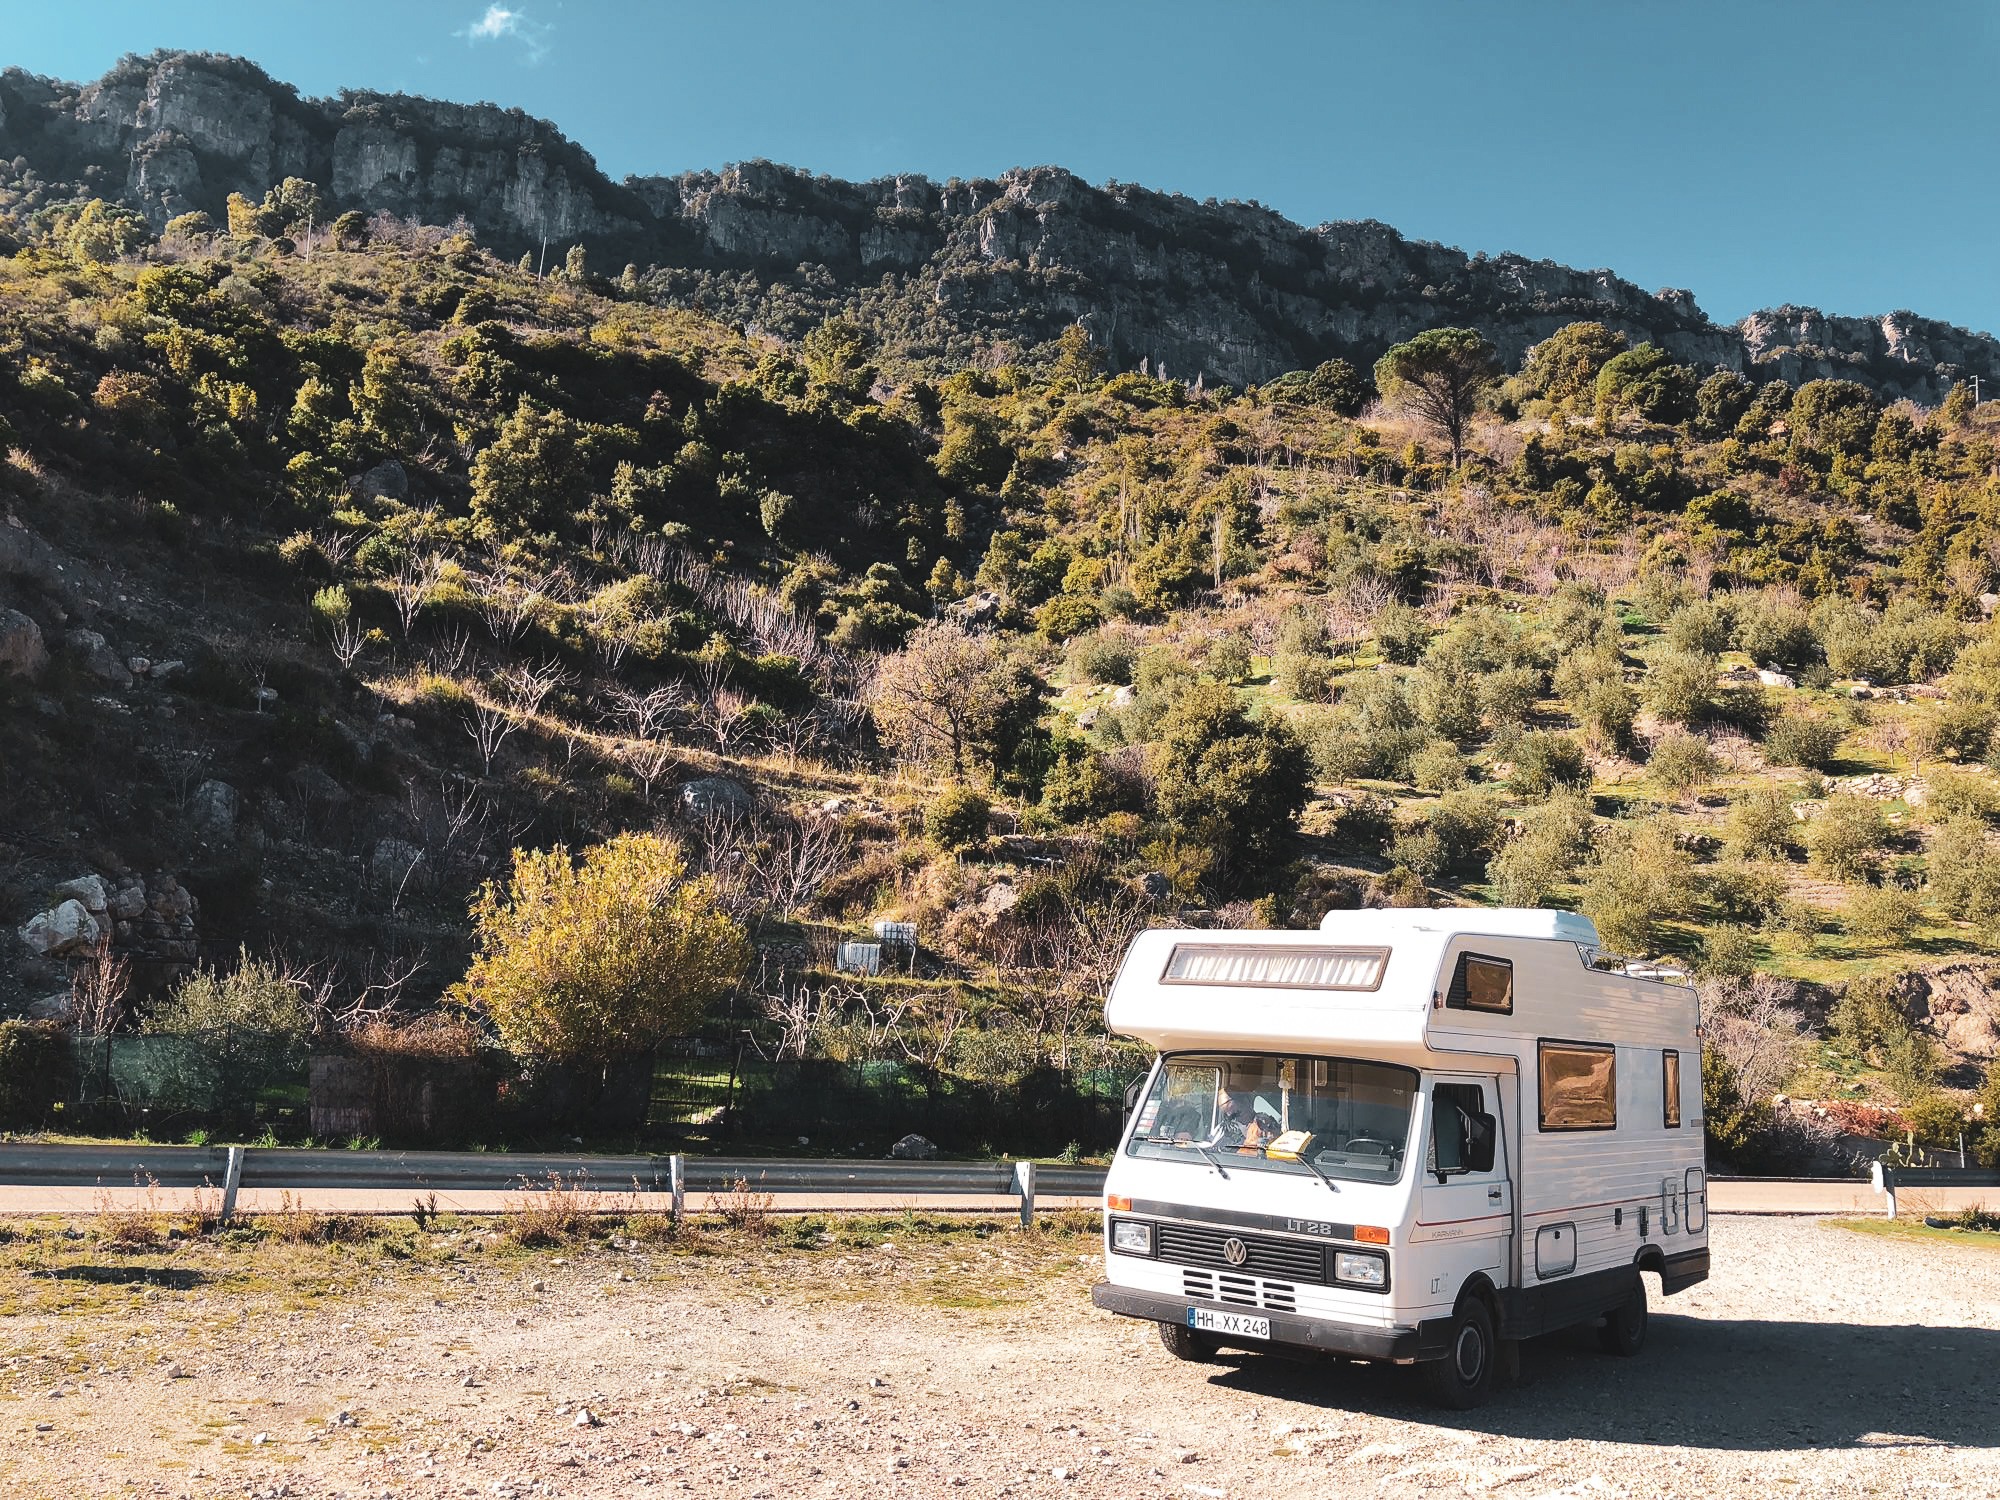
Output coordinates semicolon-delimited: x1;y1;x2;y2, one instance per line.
669;1153;686;1221
1013;1160;1035;1229
1870;1159;1896;1220
220;1145;245;1223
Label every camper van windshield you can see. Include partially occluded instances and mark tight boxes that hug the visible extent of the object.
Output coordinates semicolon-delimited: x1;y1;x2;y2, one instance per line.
1127;1053;1416;1184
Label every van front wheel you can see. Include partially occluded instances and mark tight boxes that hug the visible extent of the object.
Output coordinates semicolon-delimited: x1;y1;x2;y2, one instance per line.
1422;1297;1496;1409
1598;1278;1648;1356
1158;1319;1221;1362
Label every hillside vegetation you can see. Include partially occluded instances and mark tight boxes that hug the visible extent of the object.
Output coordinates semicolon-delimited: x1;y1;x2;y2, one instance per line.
3;186;1999;1164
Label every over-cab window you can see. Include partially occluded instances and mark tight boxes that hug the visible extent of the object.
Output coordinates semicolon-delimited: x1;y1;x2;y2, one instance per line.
1662;1049;1682;1129
1159;944;1388;991
1446;953;1513;1014
1538;1040;1617;1131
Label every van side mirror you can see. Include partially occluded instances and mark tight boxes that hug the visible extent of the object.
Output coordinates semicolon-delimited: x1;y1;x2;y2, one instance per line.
1123;1078;1144;1117
1466;1111;1497;1173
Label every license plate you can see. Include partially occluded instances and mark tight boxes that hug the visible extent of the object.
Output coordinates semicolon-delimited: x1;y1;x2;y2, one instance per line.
1188;1307;1270;1340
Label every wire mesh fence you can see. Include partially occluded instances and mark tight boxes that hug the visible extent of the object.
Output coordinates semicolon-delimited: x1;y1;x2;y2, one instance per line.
51;1027;1149;1154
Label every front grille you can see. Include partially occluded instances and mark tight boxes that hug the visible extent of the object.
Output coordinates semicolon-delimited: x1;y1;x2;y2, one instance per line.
1216;1272;1257;1306
1155;1222;1328;1284
1261;1281;1296;1313
1181;1267;1295;1312
1183;1270;1213;1300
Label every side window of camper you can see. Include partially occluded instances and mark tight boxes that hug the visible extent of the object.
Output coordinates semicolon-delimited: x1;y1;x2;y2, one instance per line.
1446;953;1513;1014
1662;1050;1682;1129
1538;1040;1617;1131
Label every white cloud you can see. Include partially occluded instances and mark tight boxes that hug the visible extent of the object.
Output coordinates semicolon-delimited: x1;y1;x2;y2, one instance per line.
460;5;551;62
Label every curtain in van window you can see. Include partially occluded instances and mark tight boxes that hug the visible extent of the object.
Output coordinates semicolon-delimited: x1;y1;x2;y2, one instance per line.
1538;1041;1616;1130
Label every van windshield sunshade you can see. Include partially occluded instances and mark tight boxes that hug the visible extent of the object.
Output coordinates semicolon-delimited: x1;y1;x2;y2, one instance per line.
1160;945;1388;991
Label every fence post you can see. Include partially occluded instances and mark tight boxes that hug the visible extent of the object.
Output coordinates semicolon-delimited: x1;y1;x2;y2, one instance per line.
724;1036;744;1142
1013;1160;1036;1230
220;1145;245;1223
670;1152;685;1222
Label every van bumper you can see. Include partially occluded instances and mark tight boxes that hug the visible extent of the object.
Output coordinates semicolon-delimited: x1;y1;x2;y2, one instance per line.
1090;1281;1452;1364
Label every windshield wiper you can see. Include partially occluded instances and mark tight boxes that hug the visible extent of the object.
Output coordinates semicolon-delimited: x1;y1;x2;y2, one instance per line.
1192;1143;1231;1179
1291;1151;1341;1194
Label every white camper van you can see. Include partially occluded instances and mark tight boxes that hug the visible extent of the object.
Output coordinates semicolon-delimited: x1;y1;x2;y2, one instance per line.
1091;908;1709;1407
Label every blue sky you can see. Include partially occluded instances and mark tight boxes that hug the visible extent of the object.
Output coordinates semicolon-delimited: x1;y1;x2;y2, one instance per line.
9;1;1998;334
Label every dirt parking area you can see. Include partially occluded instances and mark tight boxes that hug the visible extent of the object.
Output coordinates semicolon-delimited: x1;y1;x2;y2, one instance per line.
1;1213;1995;1499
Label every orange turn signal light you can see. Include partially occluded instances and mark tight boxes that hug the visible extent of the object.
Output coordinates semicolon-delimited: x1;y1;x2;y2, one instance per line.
1106;1195;1132;1212
1354;1225;1390;1245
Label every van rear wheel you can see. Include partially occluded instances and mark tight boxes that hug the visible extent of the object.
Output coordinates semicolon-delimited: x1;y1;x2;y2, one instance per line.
1422;1297;1496;1409
1598;1278;1648;1356
1158;1319;1221;1362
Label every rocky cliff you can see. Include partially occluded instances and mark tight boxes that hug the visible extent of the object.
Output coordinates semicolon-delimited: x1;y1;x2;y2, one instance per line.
3;50;1994;396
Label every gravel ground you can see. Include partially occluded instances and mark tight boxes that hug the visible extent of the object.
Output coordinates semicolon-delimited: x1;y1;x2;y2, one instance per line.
2;1214;1996;1499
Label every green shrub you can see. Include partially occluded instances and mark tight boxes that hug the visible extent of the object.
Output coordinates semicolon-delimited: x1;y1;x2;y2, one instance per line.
1732;593;1816;669
1372;601;1433;665
1643;649;1719;726
1509;731;1590;798
1666;599;1734;656
926;785;993;850
1478;664;1546;732
1484;790;1595;907
1762;712;1844;770
1928;813;2000;923
310;584;352;626
1702;1047;1770;1160
1204;630;1254;684
1066;630;1136;686
1034;593;1102;642
1846;883;1924;949
1410;739;1468;792
1807;793;1888;879
1648;731;1718;794
1276;649;1339;703
1929;701;1995;762
0;1021;74;1127
1393;791;1502;881
1697;925;1759;980
1923;767;1998;820
1578;816;1697;954
143;949;316;1039
1708;860;1788;925
1724;785;1798;861
455;833;749;1066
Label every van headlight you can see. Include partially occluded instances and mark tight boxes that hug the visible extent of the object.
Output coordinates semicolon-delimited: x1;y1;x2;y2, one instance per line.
1333;1250;1387;1288
1110;1219;1153;1256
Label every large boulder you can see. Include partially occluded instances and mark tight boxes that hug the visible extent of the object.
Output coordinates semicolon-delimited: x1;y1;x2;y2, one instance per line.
888;1133;938;1160
190;779;239;836
65;628;133;687
19;898;102;957
0;608;46;679
679;776;751;819
354;459;409;502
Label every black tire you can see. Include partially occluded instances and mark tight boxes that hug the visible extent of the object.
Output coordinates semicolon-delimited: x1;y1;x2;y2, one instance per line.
1598;1277;1648;1356
1158;1319;1221;1362
1423;1297;1497;1409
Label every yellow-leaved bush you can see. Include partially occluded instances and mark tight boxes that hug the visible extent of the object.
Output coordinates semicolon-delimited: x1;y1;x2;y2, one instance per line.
454;832;749;1064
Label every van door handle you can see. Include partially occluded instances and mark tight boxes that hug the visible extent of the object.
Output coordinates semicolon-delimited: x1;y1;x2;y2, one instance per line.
1487;1187;1503;1201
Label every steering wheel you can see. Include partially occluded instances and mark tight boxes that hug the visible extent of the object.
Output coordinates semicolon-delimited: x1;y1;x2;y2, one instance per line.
1341;1136;1394;1155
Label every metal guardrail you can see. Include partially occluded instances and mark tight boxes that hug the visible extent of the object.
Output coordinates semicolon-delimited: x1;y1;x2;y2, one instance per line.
1869;1161;2000;1218
0;1144;1109;1223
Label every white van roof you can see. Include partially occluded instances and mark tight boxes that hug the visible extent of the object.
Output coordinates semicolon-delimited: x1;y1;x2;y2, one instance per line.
1317;907;1600;945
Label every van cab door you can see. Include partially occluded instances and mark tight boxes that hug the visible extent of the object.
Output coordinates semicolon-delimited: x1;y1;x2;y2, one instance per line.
1415;1075;1514;1291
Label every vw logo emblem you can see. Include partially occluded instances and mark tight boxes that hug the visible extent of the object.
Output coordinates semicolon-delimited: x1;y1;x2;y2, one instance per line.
1222;1237;1248;1267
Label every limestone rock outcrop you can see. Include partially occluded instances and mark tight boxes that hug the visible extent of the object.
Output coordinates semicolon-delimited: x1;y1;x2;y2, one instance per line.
3;51;1994;398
